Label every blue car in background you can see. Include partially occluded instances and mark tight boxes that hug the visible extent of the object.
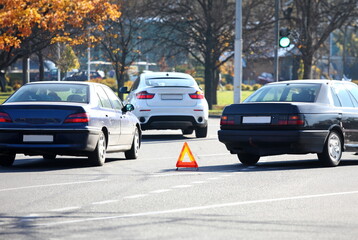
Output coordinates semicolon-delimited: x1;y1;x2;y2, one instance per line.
0;81;141;167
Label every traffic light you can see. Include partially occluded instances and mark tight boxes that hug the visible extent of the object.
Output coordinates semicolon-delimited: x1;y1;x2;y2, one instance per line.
279;28;291;48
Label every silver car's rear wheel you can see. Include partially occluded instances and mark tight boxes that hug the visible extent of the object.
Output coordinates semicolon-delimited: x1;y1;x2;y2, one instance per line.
125;127;140;159
89;131;107;166
318;131;342;167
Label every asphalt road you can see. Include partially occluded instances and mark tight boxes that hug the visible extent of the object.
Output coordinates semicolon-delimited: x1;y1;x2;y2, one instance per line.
1;117;358;239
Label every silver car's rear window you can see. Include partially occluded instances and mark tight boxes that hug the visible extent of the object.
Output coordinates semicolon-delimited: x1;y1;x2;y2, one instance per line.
244;83;321;103
145;77;196;87
6;84;89;103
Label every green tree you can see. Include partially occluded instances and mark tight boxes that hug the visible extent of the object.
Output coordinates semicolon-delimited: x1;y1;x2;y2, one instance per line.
57;45;80;76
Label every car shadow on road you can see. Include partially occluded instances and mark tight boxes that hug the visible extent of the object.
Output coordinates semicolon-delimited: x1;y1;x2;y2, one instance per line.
142;134;194;142
0;156;128;172
165;158;358;173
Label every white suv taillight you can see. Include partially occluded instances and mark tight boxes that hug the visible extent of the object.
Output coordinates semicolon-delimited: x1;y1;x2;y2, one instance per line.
136;91;155;99
189;91;204;99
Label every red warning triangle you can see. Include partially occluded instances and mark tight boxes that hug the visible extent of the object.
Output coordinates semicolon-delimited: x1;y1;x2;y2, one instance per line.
176;142;198;169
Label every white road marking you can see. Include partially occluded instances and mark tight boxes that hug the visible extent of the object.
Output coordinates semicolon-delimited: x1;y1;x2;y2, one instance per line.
171;185;192;189
191;181;206;184
20;214;41;222
150;189;172;194
123;194;148;199
0;179;107;192
207;177;220;180
50;206;81;212
92;200;119;205
34;189;358;227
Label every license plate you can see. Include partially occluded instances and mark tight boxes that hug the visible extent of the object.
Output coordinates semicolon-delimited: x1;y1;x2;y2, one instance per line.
242;116;271;124
161;94;183;100
23;135;54;142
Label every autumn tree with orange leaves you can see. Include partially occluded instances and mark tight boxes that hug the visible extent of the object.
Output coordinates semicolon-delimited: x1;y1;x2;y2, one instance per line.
0;0;121;82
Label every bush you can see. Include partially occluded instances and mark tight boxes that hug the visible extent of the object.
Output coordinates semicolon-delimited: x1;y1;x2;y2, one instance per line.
225;84;234;90
89;78;118;91
252;84;262;90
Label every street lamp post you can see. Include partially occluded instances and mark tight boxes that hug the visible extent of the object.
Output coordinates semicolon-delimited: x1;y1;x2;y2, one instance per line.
234;0;243;104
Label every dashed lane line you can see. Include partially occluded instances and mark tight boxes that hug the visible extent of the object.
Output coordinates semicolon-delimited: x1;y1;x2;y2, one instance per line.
0;179;108;192
34;189;358;227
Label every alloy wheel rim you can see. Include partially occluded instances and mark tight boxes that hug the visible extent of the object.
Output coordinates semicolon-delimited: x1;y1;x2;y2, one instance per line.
328;133;341;161
98;133;106;161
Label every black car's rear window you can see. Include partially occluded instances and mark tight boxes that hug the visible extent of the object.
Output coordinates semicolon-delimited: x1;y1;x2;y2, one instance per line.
244;83;321;103
145;77;195;87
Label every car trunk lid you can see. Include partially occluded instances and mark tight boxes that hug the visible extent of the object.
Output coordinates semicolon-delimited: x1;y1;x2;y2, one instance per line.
142;87;200;107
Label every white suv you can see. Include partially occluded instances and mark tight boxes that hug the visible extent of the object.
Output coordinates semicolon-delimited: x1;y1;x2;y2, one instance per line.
121;72;209;138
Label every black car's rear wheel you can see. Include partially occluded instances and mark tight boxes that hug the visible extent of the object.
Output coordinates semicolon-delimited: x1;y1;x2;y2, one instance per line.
317;131;342;167
125;127;140;159
237;153;260;166
89;131;107;166
0;154;16;167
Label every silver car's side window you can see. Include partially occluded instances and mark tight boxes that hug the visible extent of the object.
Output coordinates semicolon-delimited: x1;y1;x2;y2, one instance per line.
95;86;113;109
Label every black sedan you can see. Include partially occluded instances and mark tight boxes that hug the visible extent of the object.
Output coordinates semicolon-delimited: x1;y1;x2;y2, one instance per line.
218;80;358;167
0;81;141;167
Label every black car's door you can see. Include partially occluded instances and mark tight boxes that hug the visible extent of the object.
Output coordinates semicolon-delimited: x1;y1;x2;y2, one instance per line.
331;83;358;145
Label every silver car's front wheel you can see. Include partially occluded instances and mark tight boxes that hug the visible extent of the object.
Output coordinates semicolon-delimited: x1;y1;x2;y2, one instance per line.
318;131;342;167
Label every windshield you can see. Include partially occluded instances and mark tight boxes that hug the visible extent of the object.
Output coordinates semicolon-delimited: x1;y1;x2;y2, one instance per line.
244;83;321;103
145;77;196;87
6;84;89;103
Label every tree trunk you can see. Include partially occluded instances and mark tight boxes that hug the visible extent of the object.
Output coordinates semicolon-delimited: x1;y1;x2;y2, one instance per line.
38;51;44;81
22;57;28;85
302;53;313;79
204;61;214;110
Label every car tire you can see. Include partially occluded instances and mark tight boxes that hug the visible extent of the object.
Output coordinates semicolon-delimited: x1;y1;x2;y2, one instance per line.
89;131;107;166
317;131;342;167
43;154;56;160
0;154;16;167
125;127;140;159
182;128;194;135
237;153;260;166
195;126;207;138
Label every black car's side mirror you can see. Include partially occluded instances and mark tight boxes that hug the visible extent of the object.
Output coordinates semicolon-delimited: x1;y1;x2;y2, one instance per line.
120;87;129;93
122;103;134;112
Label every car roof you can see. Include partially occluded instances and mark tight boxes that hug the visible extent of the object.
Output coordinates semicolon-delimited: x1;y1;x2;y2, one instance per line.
141;71;193;79
268;79;352;85
24;81;103;86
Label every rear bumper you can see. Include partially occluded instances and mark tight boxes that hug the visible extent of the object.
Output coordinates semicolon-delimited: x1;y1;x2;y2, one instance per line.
141;116;207;130
218;129;328;156
0;127;101;156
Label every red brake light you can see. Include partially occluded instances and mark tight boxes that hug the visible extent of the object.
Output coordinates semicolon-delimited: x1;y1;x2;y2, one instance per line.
136;91;155;99
220;115;235;125
189;91;204;99
64;113;89;123
276;115;304;125
0;112;12;123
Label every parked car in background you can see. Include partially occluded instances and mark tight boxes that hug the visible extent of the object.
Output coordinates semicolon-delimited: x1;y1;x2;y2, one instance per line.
256;72;274;85
218;79;358;167
121;72;209;138
0;81;141;167
63;71;102;81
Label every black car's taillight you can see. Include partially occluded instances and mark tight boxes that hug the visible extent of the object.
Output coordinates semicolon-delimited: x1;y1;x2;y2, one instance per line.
136;91;155;99
275;115;304;125
0;112;12;122
220;115;235;125
64;113;89;123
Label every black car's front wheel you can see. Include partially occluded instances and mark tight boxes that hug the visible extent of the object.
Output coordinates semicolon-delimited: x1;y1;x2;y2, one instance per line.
317;131;342;167
0;154;16;167
89;131;107;166
237;153;260;166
